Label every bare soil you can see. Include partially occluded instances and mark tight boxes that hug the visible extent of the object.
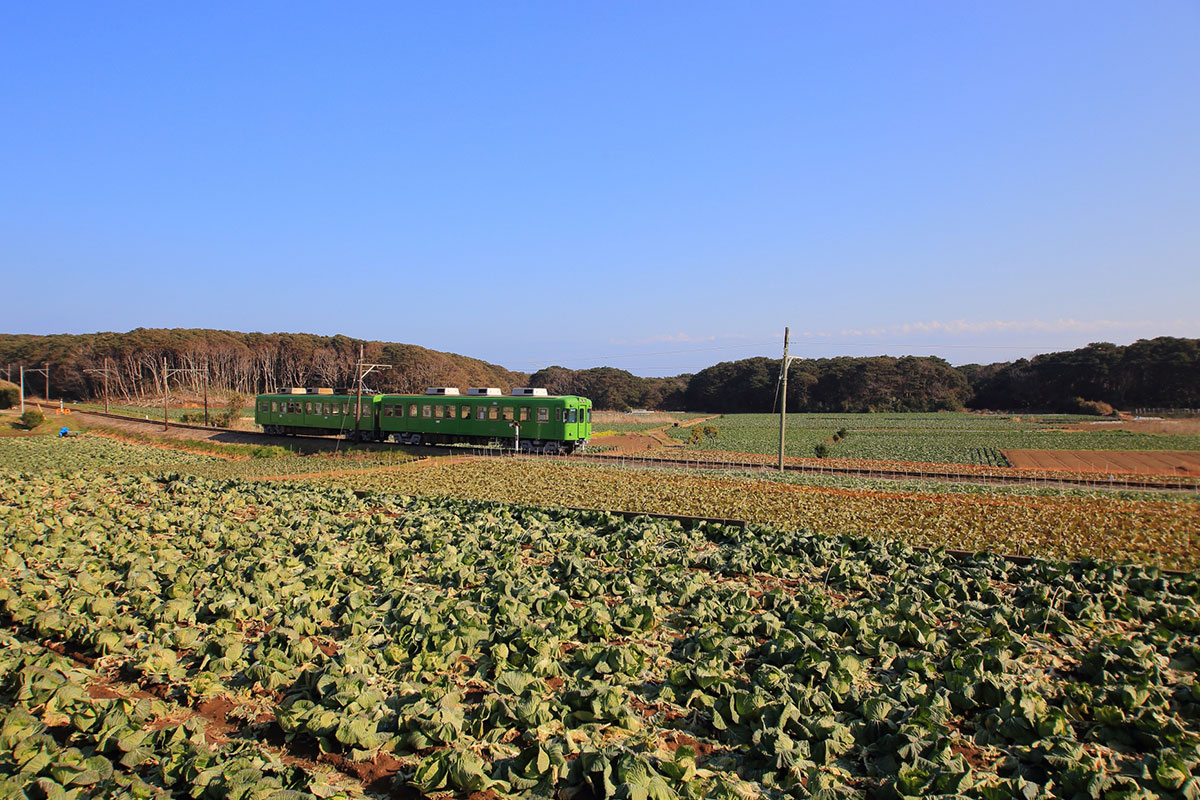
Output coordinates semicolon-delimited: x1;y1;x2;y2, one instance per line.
1060;414;1200;436
592;414;721;454
1003;449;1200;476
592;433;662;453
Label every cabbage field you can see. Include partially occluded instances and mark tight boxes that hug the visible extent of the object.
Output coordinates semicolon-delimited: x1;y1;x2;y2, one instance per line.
333;460;1200;572
667;414;1200;465
3;463;1200;799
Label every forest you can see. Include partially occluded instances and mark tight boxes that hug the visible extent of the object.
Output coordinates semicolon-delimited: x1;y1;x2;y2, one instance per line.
1;330;1196;413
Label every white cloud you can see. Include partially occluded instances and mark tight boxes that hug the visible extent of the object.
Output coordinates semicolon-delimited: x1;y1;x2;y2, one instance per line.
829;318;1200;339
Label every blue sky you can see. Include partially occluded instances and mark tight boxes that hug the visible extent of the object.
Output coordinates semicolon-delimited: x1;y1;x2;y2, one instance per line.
2;2;1197;376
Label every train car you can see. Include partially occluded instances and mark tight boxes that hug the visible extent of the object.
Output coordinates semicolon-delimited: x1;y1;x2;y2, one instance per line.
378;387;591;453
254;387;591;452
255;391;375;436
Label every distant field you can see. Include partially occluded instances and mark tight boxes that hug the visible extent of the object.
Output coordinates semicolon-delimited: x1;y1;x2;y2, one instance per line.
73;402;258;428
669;412;1200;465
591;411;706;433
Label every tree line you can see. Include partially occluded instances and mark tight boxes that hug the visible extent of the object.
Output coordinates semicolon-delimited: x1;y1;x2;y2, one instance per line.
1;329;1195;412
961;337;1200;411
537;337;1200;412
0;329;524;403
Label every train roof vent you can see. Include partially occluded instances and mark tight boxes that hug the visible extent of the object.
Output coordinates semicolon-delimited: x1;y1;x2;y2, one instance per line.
511;387;549;397
467;387;502;396
314;387;334;395
286;387;307;394
425;387;461;395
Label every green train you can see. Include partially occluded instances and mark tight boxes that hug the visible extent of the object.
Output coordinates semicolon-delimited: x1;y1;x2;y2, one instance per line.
254;387;592;453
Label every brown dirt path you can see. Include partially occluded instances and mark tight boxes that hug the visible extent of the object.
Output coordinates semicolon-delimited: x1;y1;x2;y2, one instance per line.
594;414;722;453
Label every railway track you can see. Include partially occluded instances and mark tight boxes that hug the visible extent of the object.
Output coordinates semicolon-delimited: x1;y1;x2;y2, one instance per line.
72;408;1200;494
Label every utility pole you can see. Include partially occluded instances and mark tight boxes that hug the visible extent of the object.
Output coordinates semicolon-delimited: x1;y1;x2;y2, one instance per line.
84;358;116;413
778;327;790;473
203;359;210;426
352;344;391;442
22;364;49;415
161;358;204;431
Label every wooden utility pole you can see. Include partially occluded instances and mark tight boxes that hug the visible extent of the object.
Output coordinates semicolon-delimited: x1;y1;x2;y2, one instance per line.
162;357;169;429
161;358;204;431
352;344;391;442
779;327;789;472
21;364;49;415
84;358;116;413
203;359;210;426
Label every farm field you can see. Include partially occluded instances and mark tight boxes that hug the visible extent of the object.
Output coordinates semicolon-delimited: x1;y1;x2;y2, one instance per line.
667;413;1200;467
3;429;1200;798
1005;449;1200;477
4;466;1200;799
590;412;707;435
332;459;1200;571
0;432;416;480
73;401;259;428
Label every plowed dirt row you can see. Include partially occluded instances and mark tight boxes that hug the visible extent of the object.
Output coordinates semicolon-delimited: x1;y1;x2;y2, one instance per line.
1004;449;1200;476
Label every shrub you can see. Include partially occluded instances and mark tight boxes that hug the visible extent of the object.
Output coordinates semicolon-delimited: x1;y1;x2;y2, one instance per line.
0;380;17;410
814;443;829;458
214;394;246;427
19;409;45;429
1071;397;1115;416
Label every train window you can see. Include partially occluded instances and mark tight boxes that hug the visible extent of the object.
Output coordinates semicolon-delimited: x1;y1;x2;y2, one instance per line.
395;405;403;418
476;406;487;420
555;409;562;422
383;405;392;417
332;404;340;415
306;402;313;414
537;407;549;422
519;407;530;421
461;406;470;419
408;404;418;417
271;402;278;413
585;410;591;423
502;406;514;421
434;405;443;419
422;405;432;418
568;409;577;423
488;406;499;420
